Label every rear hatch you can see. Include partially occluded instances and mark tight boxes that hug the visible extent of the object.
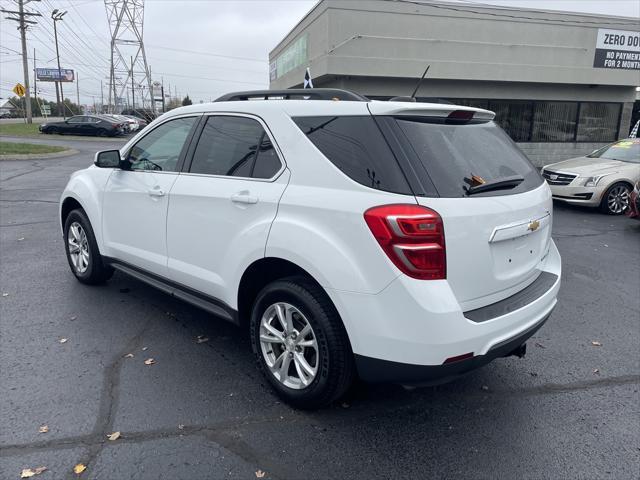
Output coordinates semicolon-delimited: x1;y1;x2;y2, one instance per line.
369;103;551;309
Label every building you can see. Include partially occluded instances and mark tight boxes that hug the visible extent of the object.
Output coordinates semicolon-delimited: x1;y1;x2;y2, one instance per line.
269;0;640;166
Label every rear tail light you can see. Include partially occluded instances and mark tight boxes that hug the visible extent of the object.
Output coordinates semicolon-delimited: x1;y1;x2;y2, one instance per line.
364;204;446;280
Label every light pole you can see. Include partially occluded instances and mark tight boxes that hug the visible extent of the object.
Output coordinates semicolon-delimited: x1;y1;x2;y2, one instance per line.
51;9;66;118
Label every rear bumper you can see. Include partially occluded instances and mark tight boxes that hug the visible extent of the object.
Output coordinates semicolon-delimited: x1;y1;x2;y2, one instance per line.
355;311;551;384
326;240;561;382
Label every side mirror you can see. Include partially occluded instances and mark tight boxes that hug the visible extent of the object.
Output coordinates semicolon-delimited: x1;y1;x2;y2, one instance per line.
94;149;121;168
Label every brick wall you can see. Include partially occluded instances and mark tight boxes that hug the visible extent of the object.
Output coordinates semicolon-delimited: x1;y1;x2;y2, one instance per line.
516;142;607;167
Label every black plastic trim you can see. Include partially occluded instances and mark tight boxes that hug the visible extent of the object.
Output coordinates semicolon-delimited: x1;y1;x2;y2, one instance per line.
105;257;239;325
464;272;558;323
215;89;369;102
355;311;551;384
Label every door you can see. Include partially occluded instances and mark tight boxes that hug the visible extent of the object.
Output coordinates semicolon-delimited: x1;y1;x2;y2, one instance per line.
64;116;85;134
167;114;288;304
102;115;199;276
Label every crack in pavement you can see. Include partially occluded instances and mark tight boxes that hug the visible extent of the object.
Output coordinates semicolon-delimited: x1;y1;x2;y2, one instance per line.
2;373;637;457
0;220;56;227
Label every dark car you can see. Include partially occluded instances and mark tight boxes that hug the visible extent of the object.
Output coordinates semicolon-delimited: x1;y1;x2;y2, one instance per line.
39;115;126;137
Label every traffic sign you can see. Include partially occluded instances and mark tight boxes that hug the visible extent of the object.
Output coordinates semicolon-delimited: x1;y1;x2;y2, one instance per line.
13;83;26;97
41;104;51;116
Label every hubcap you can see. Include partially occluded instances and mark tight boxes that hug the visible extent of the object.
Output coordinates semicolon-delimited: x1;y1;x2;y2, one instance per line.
67;222;90;274
607;186;629;214
259;302;319;390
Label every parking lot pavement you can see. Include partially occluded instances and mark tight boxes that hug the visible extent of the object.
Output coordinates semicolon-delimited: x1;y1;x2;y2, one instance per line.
1;136;639;480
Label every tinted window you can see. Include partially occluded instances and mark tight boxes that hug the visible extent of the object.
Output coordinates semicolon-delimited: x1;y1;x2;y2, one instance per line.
577;103;621;142
127;116;196;172
396;119;542;197
293;116;411;194
67;116;85;124
190;116;281;178
532;102;577;142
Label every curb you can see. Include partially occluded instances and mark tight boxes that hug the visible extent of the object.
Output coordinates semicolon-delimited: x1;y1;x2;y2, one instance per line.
0;148;79;161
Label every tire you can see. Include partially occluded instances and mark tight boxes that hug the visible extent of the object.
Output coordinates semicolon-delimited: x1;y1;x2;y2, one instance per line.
600;182;631;215
63;209;114;285
250;276;355;409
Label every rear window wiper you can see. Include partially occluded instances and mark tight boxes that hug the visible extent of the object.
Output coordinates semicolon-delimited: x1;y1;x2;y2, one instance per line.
464;175;524;196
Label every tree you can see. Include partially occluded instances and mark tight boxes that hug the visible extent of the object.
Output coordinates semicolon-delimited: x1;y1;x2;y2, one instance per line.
182;95;192;106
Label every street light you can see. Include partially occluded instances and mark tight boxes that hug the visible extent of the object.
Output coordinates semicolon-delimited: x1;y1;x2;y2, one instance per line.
51;9;67;119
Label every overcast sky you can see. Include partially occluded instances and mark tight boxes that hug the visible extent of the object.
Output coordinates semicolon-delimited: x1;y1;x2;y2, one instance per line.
1;0;639;108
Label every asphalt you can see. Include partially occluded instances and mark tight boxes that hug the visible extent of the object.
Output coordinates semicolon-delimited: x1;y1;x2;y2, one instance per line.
1;135;639;480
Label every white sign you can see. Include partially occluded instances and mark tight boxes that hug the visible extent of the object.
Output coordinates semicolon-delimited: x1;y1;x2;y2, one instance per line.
151;81;163;100
594;29;640;70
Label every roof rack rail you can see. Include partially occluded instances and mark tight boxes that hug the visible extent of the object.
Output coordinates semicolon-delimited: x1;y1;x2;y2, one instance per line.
214;89;369;102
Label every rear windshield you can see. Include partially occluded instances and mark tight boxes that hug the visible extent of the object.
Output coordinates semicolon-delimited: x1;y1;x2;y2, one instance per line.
395;118;543;197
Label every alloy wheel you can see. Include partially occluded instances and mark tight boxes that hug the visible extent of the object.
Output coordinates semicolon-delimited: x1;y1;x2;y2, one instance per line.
259;302;319;389
607;185;629;214
67;221;90;274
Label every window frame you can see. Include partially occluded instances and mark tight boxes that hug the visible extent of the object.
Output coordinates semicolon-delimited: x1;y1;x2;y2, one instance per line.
181;112;286;182
121;113;202;175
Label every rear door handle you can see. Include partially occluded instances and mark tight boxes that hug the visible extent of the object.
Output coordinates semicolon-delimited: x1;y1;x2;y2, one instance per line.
231;192;258;204
147;188;165;197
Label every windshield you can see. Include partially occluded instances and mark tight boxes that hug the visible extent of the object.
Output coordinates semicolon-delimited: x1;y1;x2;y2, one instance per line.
395;118;543;197
587;139;640;163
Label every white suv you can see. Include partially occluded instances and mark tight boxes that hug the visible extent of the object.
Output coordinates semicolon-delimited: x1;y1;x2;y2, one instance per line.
60;89;561;408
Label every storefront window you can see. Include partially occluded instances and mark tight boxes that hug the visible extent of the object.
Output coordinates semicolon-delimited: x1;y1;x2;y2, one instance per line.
577;103;621;142
488;101;533;142
531;102;578;142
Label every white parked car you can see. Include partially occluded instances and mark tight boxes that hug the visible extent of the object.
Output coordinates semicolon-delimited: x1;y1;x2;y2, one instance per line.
542;139;640;215
59;89;561;408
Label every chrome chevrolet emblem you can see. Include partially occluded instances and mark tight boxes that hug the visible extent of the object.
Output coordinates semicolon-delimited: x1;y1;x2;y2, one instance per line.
549;174;558;180
528;220;540;232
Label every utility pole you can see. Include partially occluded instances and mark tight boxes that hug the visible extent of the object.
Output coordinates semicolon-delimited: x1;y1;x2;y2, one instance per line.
161;76;165;113
100;81;104;113
33;47;37;115
51;9;67;119
76;72;80;111
2;0;42;124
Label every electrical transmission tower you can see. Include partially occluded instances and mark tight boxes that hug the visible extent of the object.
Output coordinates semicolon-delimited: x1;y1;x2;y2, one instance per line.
104;0;154;114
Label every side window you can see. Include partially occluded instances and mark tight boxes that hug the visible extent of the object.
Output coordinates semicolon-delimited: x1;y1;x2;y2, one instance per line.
127;117;196;172
293;116;412;194
67;116;85;124
189;116;281;179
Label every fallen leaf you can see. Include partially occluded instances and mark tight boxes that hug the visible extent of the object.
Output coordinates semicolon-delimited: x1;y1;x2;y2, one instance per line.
38;425;49;433
141;347;148;351
591;341;602;347
144;358;155;365
19;466;47;478
59;338;68;344
73;463;86;475
178;424;185;430
529;372;538;377
196;335;209;344
107;431;120;441
70;315;77;321
593;368;600;375
123;353;134;358
534;342;546;349
481;385;489;391
255;470;266;478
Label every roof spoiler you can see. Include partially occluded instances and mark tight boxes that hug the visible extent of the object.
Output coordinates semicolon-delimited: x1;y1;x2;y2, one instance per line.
214;89;369;102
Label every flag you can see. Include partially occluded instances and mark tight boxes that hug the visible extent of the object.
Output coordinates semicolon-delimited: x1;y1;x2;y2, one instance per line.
303;68;313;89
630;120;639;138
